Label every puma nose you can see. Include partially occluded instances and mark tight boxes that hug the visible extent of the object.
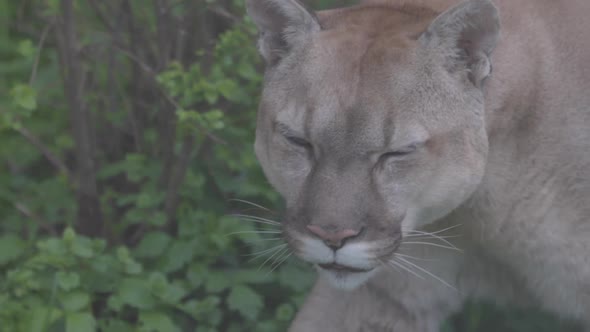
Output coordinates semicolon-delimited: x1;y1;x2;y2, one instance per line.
306;225;362;250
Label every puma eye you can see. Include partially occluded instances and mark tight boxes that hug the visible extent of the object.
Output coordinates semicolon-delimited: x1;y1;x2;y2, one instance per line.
285;135;312;150
275;122;312;150
380;144;419;160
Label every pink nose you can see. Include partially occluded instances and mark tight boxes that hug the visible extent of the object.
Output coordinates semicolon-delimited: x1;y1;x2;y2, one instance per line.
306;225;361;249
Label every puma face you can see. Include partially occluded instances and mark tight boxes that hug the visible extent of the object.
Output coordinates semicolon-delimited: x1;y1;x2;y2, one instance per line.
247;0;498;289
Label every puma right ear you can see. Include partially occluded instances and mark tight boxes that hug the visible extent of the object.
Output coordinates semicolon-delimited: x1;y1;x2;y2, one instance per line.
420;0;500;87
246;0;320;64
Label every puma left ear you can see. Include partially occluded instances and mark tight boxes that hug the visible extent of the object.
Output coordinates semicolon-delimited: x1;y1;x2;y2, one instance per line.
420;0;500;87
246;0;321;65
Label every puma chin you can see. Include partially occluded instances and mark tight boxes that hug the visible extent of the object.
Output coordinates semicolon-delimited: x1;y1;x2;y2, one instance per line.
293;234;389;289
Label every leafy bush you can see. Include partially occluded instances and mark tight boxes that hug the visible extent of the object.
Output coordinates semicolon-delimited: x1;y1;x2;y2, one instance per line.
0;1;312;330
0;225;314;331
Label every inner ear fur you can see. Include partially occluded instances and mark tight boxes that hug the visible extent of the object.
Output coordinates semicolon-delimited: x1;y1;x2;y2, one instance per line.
420;0;501;87
246;0;321;64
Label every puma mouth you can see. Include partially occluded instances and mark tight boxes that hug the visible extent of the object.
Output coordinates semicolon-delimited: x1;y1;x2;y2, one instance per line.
318;263;374;273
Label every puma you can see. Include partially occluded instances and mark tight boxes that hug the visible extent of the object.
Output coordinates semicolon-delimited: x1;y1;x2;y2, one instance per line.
245;0;590;330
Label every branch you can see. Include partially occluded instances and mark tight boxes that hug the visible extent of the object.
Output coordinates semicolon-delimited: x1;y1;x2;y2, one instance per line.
14;125;72;180
208;6;240;24
86;0;117;32
14;201;58;236
29;19;55;85
114;45;227;145
57;0;104;237
0;106;72;180
163;136;198;223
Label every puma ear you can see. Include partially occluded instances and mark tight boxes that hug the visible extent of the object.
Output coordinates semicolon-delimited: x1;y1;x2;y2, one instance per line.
419;0;500;87
246;0;320;64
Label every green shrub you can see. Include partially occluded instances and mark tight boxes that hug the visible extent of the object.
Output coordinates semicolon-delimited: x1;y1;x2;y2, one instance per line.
0;226;314;331
0;1;313;330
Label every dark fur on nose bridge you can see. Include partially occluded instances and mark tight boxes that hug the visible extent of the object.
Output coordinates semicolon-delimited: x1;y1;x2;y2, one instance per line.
306;224;363;249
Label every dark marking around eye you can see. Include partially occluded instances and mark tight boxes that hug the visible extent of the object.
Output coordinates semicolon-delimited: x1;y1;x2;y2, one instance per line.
276;121;297;137
286;136;312;149
380;144;419;160
275;121;312;150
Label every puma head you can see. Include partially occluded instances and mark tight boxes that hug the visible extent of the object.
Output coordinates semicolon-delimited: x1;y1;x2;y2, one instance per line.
247;0;500;289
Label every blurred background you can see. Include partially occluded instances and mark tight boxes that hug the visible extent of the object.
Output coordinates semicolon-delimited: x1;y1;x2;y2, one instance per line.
0;0;582;331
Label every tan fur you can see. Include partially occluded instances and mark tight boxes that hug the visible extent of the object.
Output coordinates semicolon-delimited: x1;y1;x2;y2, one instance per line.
246;0;590;330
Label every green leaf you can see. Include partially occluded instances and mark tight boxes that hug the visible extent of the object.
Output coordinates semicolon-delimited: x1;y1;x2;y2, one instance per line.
203;90;218;104
71;237;95;258
107;295;124;312
275;303;294;321
139;311;181;332
125;260;143;275
117;278;155;309
61;291;90;312
0;233;26;265
186;264;205;288
55;134;75;150
181;296;221;320
159;240;195;273
97;161;127;179
45;0;60;15
255;321;281;332
66;312;96;332
147;272;168;294
57;271;80;291
10;83;37;111
204;270;231;293
98;319;134;332
116;247;131;263
92;239;107;253
160;282;186;303
29;306;63;332
62;227;76;243
37;238;67;256
278;263;314;292
136;190;165;209
17;39;36;58
234;268;273;285
227;285;263;320
150;212;167;226
89;254;116;274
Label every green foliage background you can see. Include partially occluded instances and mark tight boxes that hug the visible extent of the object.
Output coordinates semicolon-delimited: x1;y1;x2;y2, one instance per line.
0;0;581;331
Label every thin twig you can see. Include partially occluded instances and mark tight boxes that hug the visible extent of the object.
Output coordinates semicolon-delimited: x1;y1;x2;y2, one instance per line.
14;125;72;181
14;201;57;236
208;6;240;24
29;20;55;85
58;0;104;237
113;45;227;144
